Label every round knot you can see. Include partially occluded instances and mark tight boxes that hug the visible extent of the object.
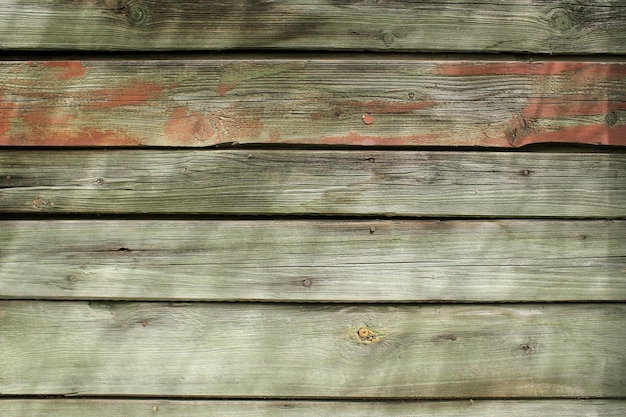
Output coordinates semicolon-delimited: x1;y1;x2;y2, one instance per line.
605;110;618;127
548;9;575;32
356;327;380;344
125;2;148;26
381;30;395;47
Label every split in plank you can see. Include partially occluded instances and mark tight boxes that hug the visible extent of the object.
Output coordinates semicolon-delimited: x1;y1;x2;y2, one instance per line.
1;302;624;398
0;1;625;53
1;150;624;217
1;220;624;302
1;399;625;417
0;59;625;147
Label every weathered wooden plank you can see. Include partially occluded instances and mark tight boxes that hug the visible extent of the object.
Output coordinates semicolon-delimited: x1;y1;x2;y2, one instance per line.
1;302;624;397
0;1;625;53
2;399;625;417
1;220;624;302
1;150;624;217
1;59;624;147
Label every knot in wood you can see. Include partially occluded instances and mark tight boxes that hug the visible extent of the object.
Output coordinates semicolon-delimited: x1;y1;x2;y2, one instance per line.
381;30;395;47
356;327;380;344
548;9;575;33
125;1;148;26
605;111;619;127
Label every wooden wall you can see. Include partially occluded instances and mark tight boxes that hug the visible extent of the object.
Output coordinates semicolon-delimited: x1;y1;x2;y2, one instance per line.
1;1;625;415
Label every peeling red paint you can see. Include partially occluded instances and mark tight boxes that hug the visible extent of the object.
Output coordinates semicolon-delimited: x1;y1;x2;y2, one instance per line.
0;94;18;137
362;114;375;125
342;100;436;114
165;106;263;145
436;62;617;76
522;98;626;119
42;61;87;80
216;82;237;97
508;123;626;147
2;128;139;146
88;82;164;108
318;131;443;146
6;107;139;146
165;107;211;145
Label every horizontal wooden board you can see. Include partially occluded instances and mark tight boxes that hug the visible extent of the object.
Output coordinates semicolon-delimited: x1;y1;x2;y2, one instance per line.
0;1;625;53
1;150;624;217
1;59;625;147
2;399;625;417
1;220;624;302
1;302;624;397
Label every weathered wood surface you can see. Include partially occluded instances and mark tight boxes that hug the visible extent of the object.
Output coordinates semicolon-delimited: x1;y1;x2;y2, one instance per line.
1;302;624;397
1;150;625;217
1;59;625;147
1;220;624;302
2;399;625;417
1;1;625;54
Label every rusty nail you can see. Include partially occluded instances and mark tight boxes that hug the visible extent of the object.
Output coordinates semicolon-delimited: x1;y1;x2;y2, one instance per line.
362;114;375;125
141;321;148;327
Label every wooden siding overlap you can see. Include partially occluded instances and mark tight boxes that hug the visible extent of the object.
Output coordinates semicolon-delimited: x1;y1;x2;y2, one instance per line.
1;0;625;413
1;59;625;147
0;1;625;54
3;399;626;417
1;150;624;217
1;301;625;398
1;220;624;302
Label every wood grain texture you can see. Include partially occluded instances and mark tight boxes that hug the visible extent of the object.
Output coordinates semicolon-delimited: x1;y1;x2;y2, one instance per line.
1;59;625;147
2;399;625;417
1;302;624;398
1;220;624;302
1;150;624;217
0;1;625;53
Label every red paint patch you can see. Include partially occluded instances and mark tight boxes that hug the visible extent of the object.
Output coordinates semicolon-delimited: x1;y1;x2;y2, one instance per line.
216;82;237;97
88;82;164;109
362;114;375;125
311;112;321;121
511;124;626;147
343;100;436;114
165;106;263;145
0;94;18;137
5;107;139;146
522;98;626;119
437;62;594;76
42;61;87;80
438;62;626;82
